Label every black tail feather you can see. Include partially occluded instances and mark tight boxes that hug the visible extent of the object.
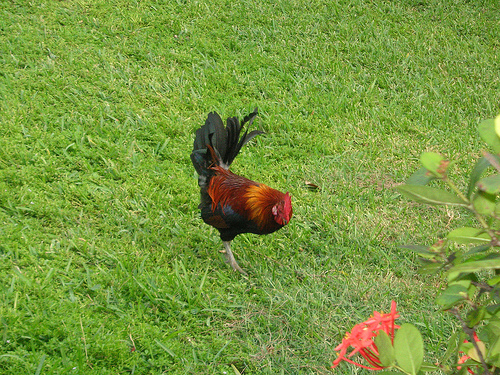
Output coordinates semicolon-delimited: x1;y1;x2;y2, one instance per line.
191;108;263;180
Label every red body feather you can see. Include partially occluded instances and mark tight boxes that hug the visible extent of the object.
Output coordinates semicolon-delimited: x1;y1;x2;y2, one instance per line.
207;166;290;234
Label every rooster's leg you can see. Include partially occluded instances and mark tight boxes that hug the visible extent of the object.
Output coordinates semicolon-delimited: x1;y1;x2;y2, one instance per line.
221;241;247;276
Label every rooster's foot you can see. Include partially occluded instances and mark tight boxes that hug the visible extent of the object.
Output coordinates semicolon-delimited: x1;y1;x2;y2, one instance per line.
222;241;248;276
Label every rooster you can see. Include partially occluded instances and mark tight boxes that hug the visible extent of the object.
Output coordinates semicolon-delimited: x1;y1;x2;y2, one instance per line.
190;108;293;275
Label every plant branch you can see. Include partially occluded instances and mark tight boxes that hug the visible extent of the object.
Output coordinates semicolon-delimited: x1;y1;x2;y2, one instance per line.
472;210;500;247
471;281;494;293
483;151;500;174
442;175;469;204
443;173;500;246
449;308;491;375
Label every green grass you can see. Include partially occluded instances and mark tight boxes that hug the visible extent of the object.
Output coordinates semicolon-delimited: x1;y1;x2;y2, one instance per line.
1;0;499;373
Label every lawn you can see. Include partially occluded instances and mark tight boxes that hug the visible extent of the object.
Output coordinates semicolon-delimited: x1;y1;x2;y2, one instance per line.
1;0;499;373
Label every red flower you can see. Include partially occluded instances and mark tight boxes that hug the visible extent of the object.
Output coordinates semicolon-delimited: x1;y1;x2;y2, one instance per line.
332;301;400;371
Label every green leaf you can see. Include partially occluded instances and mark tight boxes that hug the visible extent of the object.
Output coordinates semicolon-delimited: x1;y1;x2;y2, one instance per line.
487;336;500;367
394;323;424;375
374;330;395;367
467;156;496;197
486;315;500;366
477;174;500;195
447;273;478;295
435;284;468;309
472;191;496;215
417;260;442;275
397;185;467;206
467;341;486;363
419;362;440;372
487;275;500;286
449;278;472;289
459;339;473;354
451;254;500;273
420;152;447;177
479;118;500;153
464;244;492;257
466;307;486;328
406;167;436;185
447;227;491;244
442;331;459;364
447;271;462;283
400;245;436;259
485;304;500;317
447;270;478;284
485;317;500;339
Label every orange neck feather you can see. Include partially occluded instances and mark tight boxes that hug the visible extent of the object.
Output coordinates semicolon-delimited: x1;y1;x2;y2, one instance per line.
244;184;285;229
